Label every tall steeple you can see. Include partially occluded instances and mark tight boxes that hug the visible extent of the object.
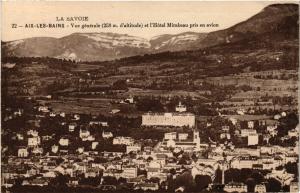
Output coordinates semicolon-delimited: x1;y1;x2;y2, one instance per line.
221;162;225;184
193;129;200;150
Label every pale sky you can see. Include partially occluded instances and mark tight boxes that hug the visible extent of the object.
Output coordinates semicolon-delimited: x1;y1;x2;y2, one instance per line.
1;1;298;41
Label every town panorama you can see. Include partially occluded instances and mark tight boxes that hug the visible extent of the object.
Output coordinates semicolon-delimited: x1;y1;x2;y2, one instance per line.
1;2;299;193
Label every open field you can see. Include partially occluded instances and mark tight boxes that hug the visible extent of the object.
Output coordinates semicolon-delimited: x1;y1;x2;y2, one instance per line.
71;63;102;72
221;114;273;121
126;88;209;100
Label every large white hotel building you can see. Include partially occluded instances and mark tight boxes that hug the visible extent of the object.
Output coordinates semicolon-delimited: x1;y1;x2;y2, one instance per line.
142;112;196;128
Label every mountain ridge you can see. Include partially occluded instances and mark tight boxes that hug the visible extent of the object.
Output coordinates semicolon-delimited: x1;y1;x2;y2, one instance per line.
2;3;299;61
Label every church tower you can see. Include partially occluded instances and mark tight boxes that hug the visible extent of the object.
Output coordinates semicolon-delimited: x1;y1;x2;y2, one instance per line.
193;130;201;150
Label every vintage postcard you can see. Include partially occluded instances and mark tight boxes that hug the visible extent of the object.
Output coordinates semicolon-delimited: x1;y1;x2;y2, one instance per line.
1;1;299;193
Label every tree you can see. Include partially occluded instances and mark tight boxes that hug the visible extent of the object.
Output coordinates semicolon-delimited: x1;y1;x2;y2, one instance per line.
102;176;118;185
149;177;160;184
175;171;194;191
285;162;298;176
170;168;177;176
118;177;127;184
50;174;68;187
213;167;222;184
137;168;147;176
147;156;154;162
277;112;299;137
178;157;189;165
191;153;198;162
240;168;253;182
79;176;101;186
250;171;264;184
194;175;212;191
112;80;127;90
225;168;241;183
245;177;256;192
136;98;164;112
55;157;64;165
266;178;281;192
13;178;23;187
178;153;191;165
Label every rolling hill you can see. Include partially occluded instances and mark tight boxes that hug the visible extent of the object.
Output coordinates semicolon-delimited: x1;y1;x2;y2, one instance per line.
1;3;299;98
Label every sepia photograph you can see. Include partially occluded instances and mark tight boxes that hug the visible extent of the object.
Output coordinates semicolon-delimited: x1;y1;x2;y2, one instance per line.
1;1;299;193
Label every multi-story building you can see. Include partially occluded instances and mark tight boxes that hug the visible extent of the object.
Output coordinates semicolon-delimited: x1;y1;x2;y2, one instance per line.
68;123;77;132
248;121;254;129
266;169;295;186
102;131;113;139
18;148;28;157
113;136;134;145
161;130;201;151
79;129;90;139
290;182;299;193
122;167;137;178
28;136;41;147
135;183;159;191
240;129;257;137
223;182;247;193
126;145;141;153
142;112;195;127
248;133;259;146
254;184;267;193
59;138;69;146
231;156;259;169
175;102;187;112
164;132;177;140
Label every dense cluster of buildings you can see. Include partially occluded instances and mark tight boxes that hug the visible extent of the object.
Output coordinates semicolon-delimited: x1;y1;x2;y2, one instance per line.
1;101;299;193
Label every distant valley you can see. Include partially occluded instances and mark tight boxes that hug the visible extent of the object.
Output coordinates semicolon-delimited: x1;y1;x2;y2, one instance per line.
1;3;299;116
